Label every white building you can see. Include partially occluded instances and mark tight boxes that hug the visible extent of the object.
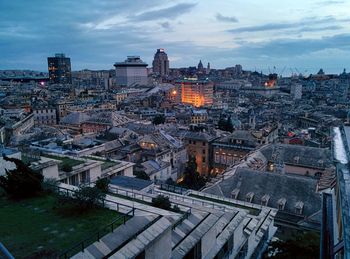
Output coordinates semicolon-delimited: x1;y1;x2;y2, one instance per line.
70;181;277;259
114;56;148;87
291;84;302;100
29;153;134;186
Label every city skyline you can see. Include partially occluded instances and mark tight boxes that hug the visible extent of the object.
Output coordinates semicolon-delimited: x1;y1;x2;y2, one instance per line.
1;0;350;74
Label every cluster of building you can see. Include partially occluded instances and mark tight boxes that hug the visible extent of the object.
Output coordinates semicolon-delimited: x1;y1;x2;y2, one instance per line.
1;48;350;258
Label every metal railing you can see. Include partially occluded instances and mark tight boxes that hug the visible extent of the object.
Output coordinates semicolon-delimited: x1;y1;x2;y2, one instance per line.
172;208;192;230
108;185;192;213
0;242;14;259
50;184;150;258
54;184;154;214
188;190;264;211
104;215;163;258
58;208;134;259
159;183;189;195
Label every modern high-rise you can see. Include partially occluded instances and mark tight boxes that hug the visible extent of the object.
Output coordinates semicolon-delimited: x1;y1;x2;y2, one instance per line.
291;84;302;100
114;56;148;87
175;78;214;107
152;48;169;77
47;53;72;84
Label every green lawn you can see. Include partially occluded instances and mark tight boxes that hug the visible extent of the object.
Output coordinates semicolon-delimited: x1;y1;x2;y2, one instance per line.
43;154;84;170
188;193;261;216
21;154;40;165
0;195;123;258
83;156;119;170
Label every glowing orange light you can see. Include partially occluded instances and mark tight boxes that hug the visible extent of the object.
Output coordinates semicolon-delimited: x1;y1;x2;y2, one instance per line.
172;90;177;95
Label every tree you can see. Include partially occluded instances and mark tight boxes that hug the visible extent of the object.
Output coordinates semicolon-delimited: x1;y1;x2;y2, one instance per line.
152;195;171;210
266;232;320;259
134;170;150;180
72;186;105;210
55;185;106;216
226;116;234;133
61;163;72;172
95;177;110;193
165;177;175;185
217;115;234;132
0;156;43;199
152;114;166;125
218;116;227;131
180;156;206;190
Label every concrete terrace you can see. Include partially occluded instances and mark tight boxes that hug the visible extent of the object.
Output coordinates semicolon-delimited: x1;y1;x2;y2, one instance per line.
64;180;277;258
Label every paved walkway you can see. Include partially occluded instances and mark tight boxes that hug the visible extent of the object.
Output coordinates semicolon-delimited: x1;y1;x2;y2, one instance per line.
59;183;180;217
103;193;180;216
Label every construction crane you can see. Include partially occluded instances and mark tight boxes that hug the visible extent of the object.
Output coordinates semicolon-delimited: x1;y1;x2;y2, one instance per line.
279;66;286;77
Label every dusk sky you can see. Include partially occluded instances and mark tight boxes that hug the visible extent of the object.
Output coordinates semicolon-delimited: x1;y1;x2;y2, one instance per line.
1;0;350;74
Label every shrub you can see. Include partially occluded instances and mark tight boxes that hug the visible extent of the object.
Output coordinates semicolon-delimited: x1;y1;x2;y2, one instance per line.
0;187;5;197
152;114;166;125
61;163;72;172
73;186;106;210
134;170;150;180
54;186;106;216
42;178;59;194
152;195;171;210
95;177;110;193
172;204;181;213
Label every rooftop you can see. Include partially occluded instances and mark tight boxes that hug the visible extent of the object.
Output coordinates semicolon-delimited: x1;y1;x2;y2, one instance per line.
114;56;148;67
204;167;321;217
260;143;332;169
109;176;153;191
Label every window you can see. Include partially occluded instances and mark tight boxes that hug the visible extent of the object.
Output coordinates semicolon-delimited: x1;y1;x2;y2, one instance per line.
215;153;220;163
202;142;206;146
202;149;205;154
202;156;206;163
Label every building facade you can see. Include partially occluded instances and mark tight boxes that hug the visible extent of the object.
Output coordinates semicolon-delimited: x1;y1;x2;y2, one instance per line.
152;49;169;77
114;56;148;87
176;78;214;107
291;84;302;100
184;130;217;176
212;130;259;173
47;53;72;84
33;107;57;126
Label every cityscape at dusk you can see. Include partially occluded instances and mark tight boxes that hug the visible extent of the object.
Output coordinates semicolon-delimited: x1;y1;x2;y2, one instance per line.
0;1;350;259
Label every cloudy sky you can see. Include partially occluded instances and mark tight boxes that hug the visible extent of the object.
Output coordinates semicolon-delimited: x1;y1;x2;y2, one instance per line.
1;0;350;74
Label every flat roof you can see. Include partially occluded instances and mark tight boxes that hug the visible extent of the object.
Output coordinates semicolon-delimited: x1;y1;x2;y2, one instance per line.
0;147;20;156
110;176;153;191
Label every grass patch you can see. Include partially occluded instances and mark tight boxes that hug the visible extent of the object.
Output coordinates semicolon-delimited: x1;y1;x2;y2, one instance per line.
188;193;261;216
21;154;39;165
43;154;84;171
83;156;119;170
0;195;123;258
